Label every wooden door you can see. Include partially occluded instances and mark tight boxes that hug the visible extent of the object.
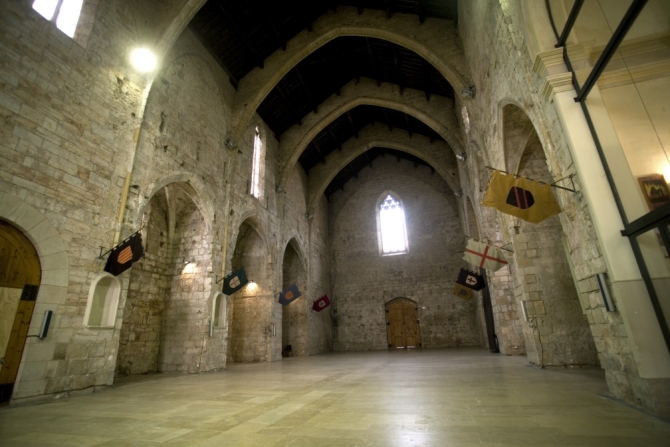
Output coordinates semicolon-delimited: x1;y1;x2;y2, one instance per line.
0;220;41;405
386;299;421;349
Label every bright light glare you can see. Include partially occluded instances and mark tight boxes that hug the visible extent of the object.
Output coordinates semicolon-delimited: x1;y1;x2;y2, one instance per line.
130;48;157;73
380;195;408;254
56;0;83;37
182;262;197;274
664;165;670;184
33;0;58;21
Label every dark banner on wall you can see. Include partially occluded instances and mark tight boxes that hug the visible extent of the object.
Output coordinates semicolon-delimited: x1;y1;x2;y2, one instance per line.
278;283;301;305
104;232;145;276
223;268;248;295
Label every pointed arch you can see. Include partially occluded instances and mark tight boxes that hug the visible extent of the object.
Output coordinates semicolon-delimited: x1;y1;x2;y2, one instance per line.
277;79;463;189
306;126;459;214
231;7;470;141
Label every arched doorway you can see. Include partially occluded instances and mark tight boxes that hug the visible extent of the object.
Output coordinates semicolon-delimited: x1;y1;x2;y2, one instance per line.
228;218;272;363
0;220;41;404
281;239;307;357
502;104;597;367
116;182;214;376
386;298;421;349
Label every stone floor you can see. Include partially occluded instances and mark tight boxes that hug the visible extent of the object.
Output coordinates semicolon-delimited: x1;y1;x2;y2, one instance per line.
0;348;668;446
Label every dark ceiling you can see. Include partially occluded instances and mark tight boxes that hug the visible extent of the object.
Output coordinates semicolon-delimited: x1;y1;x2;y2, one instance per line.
189;0;458;199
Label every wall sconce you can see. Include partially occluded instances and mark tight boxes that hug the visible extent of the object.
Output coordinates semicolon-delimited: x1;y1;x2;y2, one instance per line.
454;189;463;197
456;152;467;162
182;259;197;274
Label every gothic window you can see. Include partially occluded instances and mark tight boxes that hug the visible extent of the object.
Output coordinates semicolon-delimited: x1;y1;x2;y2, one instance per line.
33;0;84;38
377;193;409;255
250;125;264;198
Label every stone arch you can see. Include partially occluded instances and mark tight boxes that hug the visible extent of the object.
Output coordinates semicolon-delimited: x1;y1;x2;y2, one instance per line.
278;79;463;188
138;172;215;231
228;217;273;363
155;0;208;58
501;103;597;367
280;238;308;357
499;100;538;174
231;7;470;141
117;180;216;376
306;126;459;214
0;192;68;402
464;196;481;240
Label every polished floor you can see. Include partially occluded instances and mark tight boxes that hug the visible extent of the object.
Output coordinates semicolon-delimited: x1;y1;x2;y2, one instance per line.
0;348;668;446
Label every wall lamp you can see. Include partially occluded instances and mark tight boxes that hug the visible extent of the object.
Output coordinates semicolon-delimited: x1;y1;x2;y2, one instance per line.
456;152;467;162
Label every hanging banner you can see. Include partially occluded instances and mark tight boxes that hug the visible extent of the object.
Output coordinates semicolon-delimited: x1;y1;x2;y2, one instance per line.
223;268;248;295
481;170;561;223
453;283;473;300
456;268;486;291
312;294;331;312
104;232;145;276
463;239;509;272
279;283;302;306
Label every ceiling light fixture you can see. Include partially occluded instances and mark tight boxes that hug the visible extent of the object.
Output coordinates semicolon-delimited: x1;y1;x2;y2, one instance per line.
130;48;157;73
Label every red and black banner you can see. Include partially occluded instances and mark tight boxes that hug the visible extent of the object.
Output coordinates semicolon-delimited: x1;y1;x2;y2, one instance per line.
456;268;487;291
104;232;145;276
312;294;331;312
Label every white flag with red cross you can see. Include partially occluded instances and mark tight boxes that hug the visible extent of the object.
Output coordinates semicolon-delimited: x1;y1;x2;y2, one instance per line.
463;239;509;272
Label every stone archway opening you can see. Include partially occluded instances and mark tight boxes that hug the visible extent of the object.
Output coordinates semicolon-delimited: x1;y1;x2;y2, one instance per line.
280;239;307;358
502;104;598;367
228;218;272;363
0;220;41;405
116;181;213;376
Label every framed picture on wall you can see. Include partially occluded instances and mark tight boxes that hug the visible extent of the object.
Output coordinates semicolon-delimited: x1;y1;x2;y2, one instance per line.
638;174;670;210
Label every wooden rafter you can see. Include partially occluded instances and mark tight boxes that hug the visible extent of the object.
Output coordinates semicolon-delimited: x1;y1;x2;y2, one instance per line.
213;1;264;69
365;38;382;87
276;83;302;127
392;45;405;94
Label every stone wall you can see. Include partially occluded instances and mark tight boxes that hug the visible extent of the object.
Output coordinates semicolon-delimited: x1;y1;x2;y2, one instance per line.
458;0;639;406
330;156;480;351
1;0;151;401
0;0;332;403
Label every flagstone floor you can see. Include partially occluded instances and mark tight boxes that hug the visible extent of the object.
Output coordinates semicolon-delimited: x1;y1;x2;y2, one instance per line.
1;348;669;446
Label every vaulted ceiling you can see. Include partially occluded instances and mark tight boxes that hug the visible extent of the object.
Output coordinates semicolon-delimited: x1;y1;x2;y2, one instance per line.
189;0;459;199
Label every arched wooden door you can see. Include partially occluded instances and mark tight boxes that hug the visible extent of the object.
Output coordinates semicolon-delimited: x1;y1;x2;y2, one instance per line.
386;299;421;349
0;220;41;405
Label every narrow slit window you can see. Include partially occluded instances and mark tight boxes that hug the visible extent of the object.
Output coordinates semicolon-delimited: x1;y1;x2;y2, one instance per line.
378;194;408;255
250;125;263;198
33;0;84;38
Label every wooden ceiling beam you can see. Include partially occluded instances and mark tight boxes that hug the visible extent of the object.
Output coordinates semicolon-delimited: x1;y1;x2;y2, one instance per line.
346;111;359;138
276;83;302;127
213;1;264;69
263;10;286;51
383;108;393;132
423;59;432;101
326;123;342;151
363;151;373;168
312;139;327;165
319;54;341;96
392;46;405;95
295;66;318;113
365;38;382;87
418;0;426;24
404;113;413;138
384;0;392;19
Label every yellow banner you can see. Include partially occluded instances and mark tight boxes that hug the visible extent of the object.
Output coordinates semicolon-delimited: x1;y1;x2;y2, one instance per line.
481;170;561;224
